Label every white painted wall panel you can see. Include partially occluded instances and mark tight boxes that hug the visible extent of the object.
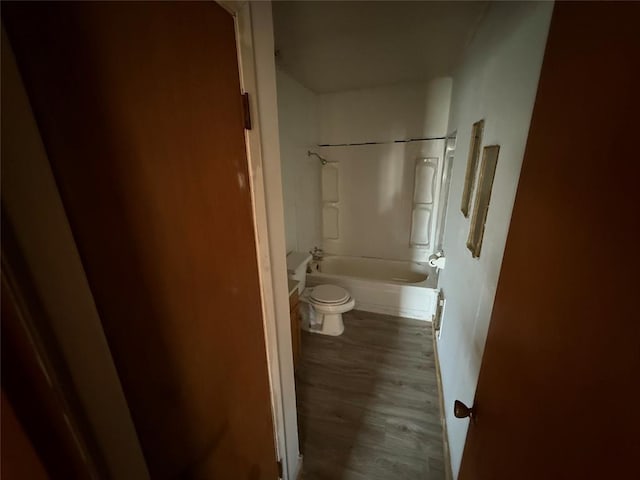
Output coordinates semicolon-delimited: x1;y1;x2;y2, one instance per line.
435;3;554;476
276;69;321;253
318;77;452;145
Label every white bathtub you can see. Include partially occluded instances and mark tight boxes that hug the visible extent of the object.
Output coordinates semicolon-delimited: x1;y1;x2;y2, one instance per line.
306;255;439;321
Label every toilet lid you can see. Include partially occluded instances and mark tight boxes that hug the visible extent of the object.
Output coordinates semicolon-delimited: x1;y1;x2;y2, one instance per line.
310;284;350;305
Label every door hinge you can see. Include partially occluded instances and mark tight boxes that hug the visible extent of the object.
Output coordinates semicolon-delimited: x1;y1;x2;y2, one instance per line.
277;459;283;478
241;92;252;130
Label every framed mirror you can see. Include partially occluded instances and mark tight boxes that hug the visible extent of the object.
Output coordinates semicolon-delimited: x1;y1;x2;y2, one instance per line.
467;145;500;258
460;119;484;217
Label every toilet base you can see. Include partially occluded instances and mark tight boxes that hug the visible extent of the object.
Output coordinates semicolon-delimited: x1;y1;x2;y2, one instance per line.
299;287;354;337
306;312;344;336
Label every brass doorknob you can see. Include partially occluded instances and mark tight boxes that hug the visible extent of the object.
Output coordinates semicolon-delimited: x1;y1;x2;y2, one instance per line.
454;400;475;419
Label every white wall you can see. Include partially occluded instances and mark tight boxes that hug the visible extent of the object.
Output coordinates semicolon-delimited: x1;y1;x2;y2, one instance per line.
276;69;321;254
436;3;553;477
318;78;452;145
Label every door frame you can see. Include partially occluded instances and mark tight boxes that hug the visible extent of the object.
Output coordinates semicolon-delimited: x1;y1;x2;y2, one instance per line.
220;2;300;478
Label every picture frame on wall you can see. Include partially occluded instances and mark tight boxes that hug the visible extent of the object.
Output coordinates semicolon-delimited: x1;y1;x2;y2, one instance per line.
467;144;500;258
460;119;484;217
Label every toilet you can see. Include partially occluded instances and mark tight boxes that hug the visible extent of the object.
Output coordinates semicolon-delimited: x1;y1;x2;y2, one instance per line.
286;251;355;336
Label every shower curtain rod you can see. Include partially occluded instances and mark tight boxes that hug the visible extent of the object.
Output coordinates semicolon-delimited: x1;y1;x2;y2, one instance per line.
317;136;446;148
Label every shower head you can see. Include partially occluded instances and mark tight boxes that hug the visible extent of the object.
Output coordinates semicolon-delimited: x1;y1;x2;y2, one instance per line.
308;150;328;165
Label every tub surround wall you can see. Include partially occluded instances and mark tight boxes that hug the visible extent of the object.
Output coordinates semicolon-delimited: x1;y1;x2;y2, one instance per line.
278;76;452;262
316;79;452;262
276;69;321;254
435;3;554;476
318;140;445;262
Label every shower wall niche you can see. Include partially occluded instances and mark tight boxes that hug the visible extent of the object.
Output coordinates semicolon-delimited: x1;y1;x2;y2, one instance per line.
410;157;439;248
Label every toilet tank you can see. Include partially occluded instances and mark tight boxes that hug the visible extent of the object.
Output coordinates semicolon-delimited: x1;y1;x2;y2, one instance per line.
286;251;312;292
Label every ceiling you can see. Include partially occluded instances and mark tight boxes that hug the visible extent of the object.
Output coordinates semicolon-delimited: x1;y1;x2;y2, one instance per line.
273;1;489;93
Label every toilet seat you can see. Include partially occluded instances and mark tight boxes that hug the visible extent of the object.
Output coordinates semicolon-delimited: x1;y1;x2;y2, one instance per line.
309;284;350;305
300;285;354;336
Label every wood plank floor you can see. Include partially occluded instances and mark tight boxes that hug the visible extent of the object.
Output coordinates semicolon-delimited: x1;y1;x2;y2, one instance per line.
296;310;445;480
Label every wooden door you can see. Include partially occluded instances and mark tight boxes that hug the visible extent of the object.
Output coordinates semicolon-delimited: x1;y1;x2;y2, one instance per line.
3;3;278;479
1;391;49;480
458;3;640;478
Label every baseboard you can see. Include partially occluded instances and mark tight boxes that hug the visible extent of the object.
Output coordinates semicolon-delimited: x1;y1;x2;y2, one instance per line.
294;454;303;480
432;322;453;480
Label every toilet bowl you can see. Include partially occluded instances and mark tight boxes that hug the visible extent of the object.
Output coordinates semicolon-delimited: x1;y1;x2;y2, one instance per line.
301;284;355;336
286;251;354;336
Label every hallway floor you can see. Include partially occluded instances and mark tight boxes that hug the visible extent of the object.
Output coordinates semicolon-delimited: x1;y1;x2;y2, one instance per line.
296;310;445;479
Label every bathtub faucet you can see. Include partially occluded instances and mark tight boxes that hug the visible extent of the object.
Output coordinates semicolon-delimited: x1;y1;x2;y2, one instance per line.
310;246;324;261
